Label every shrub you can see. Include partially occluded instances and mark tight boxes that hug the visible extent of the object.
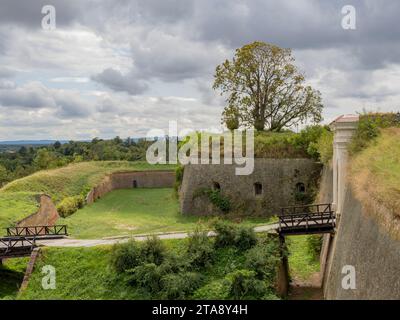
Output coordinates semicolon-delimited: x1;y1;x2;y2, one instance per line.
234;226;257;251
213;220;237;248
315;130;333;164
244;240;281;282
161;272;203;299
349;112;400;154
225;269;268;299
187;228;214;269
174;165;184;195
141;236;166;265
213;220;256;250
192;280;230;300
193;188;231;213
56;195;85;217
207;189;231;213
128;263;165;294
110;239;142;273
306;235;323;260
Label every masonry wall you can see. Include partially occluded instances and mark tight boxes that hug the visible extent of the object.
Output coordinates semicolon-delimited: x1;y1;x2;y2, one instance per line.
87;170;176;203
17;195;59;227
324;186;400;299
180;159;322;216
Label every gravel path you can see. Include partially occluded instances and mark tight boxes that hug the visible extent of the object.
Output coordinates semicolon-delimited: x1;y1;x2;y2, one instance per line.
36;223;279;248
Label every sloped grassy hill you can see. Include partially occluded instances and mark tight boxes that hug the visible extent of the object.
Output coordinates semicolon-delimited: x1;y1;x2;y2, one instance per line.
0;161;176;230
350;128;400;237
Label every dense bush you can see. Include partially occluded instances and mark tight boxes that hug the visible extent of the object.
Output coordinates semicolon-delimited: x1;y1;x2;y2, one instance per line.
161;272;203;299
186;228;214;269
349;112;400;155
174;165;184;195
141;236;166;265
225;269;268;299
234;226;257;251
110;239;142;273
315;130;334;164
128;263;164;294
306;235;323;260
192;280;230;300
213;220;256;250
244;239;281;282
56;195;85;217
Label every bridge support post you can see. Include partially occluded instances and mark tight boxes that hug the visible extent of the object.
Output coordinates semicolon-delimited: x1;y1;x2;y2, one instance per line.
276;235;289;297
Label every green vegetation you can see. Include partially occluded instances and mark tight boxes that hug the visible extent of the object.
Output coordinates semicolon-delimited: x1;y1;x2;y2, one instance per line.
0;257;29;300
0;161;175;230
287;235;320;281
350;128;400;235
56;195;85;218
0;137;155;186
349;112;400;155
62;188;270;239
214;41;323;132
20;230;282;300
0;192;39;230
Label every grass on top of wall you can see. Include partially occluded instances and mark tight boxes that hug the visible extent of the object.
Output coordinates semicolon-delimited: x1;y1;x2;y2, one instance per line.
0;192;40;231
62;188;272;239
0;161;176;229
350;128;400;238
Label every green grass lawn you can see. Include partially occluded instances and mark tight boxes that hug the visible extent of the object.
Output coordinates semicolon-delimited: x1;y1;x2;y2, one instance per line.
287;235;320;281
63;188;271;239
0;257;29;300
0;161;176;231
0;192;39;231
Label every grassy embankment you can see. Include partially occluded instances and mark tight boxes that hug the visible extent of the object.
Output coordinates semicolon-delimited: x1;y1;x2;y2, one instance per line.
18;235;277;300
350;127;400;237
0;161;176;231
14;234;319;300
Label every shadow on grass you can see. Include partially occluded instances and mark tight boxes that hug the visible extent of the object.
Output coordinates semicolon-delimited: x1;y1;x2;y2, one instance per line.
0;266;25;299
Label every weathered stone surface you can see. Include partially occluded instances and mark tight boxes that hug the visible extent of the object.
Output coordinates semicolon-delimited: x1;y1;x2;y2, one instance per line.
180;159;322;216
324;187;400;300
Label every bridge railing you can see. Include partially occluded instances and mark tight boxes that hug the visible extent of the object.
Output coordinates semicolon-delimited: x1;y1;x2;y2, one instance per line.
278;203;335;235
0;237;37;258
5;225;68;238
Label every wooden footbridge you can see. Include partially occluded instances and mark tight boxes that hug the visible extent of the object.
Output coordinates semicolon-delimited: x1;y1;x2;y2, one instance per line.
0;225;68;260
278;203;336;236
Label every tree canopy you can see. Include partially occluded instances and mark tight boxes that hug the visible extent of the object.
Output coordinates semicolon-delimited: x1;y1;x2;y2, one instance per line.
213;41;323;131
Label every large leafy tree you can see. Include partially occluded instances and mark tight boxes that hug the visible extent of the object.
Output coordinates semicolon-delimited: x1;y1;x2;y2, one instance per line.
213;41;323;131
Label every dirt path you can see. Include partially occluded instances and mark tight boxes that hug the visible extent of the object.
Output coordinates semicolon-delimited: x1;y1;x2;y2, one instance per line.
288;272;324;300
35;223;279;248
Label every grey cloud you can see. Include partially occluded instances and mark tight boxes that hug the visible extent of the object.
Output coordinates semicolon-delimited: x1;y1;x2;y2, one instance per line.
0;0;83;28
92;68;148;95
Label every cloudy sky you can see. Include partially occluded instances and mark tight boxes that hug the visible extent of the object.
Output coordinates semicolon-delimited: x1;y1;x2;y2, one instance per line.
0;0;399;140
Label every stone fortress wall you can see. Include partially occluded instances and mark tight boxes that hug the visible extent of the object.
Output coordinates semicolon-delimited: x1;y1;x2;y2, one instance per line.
180;159;322;216
86;170;176;204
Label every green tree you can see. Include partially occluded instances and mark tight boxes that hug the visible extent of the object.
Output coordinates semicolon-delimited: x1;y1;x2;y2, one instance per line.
0;164;8;186
33;149;56;170
213;41;323;131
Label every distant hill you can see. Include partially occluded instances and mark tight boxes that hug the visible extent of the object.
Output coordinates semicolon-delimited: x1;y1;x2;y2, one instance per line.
0;140;69;145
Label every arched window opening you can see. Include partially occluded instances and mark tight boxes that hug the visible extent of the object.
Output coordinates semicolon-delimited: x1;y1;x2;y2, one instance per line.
254;182;263;196
296;182;306;193
212;182;221;191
